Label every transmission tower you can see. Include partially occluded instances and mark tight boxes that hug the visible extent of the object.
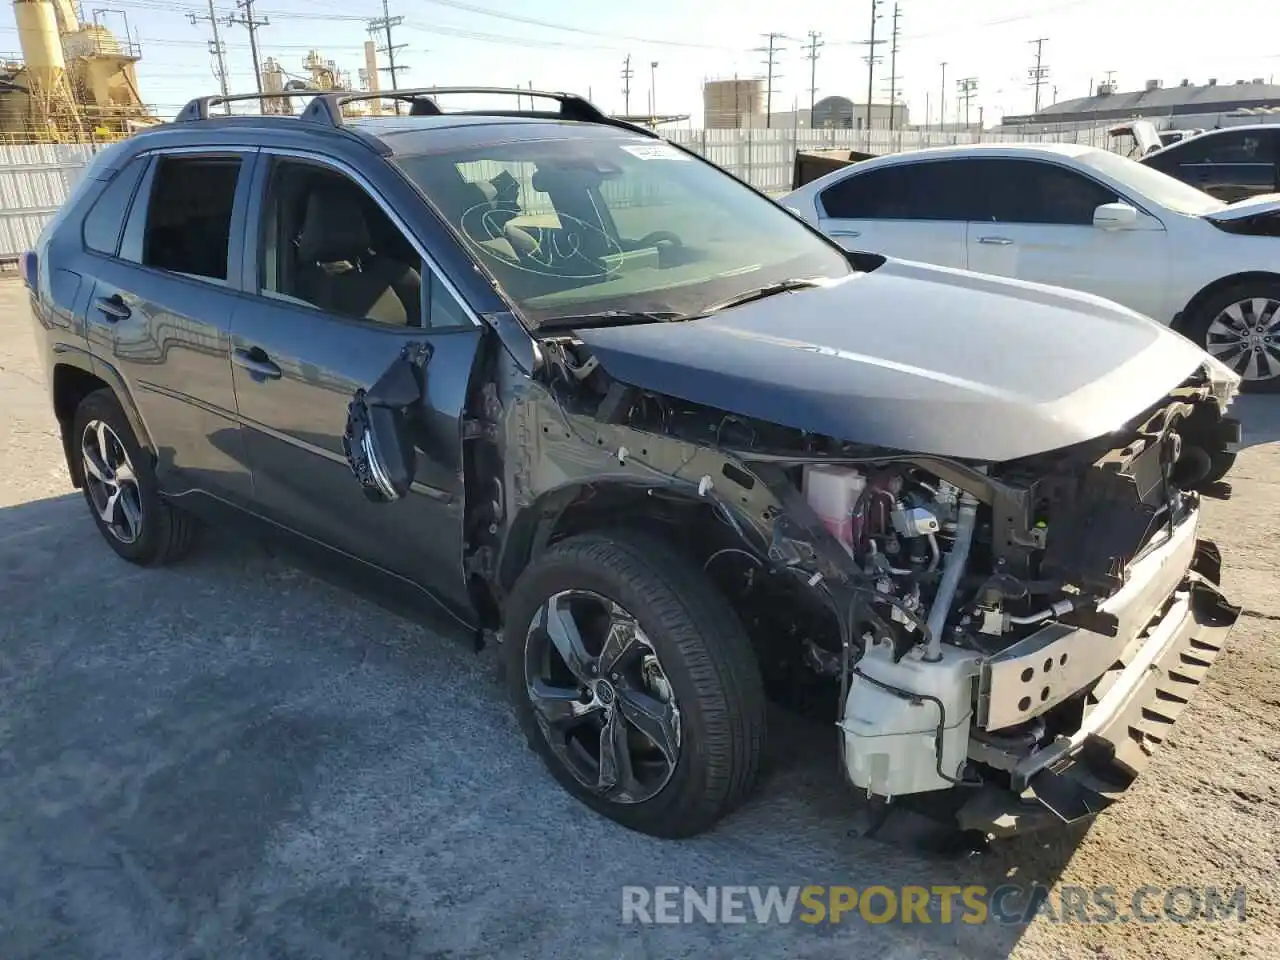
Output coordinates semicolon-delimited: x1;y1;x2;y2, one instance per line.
860;0;885;146
225;0;269;95
621;54;633;115
804;30;823;118
188;0;229;112
884;3;902;130
755;32;785;128
369;0;406;114
1028;37;1049;113
956;76;978;129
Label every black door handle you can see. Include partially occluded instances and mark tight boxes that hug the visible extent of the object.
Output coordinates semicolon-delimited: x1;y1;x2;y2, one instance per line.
232;347;282;380
95;295;131;322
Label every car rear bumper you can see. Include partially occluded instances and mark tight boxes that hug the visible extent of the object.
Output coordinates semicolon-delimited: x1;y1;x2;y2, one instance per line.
957;540;1238;837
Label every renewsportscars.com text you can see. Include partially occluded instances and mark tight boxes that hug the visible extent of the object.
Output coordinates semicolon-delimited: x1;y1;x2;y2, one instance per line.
621;884;1247;926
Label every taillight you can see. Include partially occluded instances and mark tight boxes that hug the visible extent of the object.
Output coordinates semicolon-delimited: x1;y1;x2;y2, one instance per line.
19;250;37;291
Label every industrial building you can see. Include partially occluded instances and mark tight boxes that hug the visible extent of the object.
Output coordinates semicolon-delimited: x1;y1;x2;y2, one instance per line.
703;77;765;128
1000;78;1280;133
0;0;154;141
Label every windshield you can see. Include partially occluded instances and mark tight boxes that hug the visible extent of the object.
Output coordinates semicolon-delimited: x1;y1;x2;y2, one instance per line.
394;136;851;325
1077;149;1227;217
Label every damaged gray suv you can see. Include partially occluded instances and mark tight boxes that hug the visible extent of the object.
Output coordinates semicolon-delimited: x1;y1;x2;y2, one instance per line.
25;87;1244;840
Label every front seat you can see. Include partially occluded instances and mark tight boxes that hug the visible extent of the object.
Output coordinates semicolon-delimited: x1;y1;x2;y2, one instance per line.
294;187;422;326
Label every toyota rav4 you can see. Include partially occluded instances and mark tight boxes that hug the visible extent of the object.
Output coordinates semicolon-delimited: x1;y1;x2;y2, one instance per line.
24;87;1243;840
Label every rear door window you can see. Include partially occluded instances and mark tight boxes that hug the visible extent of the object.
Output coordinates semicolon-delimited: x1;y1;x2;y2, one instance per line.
124;155;243;283
81;156;148;256
819;161;984;221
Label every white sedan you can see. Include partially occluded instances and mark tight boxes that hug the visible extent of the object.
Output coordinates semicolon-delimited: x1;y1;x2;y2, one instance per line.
782;143;1280;390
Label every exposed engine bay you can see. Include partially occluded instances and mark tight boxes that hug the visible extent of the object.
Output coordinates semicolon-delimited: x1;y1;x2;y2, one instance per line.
518;334;1242;834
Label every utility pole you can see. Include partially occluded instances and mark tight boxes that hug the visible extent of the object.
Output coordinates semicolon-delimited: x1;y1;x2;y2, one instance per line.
885;2;902;130
369;0;406;114
861;0;884;146
938;60;947;133
804;30;823;119
1028;37;1049;113
621;54;633;115
225;0;269;95
956;76;978;130
756;32;784;128
189;0;230;112
649;60;658;119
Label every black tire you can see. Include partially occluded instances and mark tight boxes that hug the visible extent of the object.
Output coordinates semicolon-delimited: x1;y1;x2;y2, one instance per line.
504;531;766;838
71;388;198;565
1182;279;1280;394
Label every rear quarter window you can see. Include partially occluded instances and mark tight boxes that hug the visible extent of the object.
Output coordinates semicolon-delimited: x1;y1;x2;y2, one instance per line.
82;156;149;256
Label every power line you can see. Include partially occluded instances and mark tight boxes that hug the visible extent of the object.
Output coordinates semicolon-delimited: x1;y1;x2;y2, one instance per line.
804;30;823;119
1028;36;1049;113
224;0;269;94
369;0;406;112
755;32;784;128
188;0;229;111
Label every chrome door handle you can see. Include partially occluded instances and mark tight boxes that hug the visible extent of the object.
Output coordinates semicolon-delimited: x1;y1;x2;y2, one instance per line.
977;236;1014;245
829;228;862;238
233;347;282;380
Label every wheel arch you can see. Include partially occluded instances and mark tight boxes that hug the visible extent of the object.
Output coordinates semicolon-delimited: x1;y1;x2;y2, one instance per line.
1172;270;1280;336
496;479;757;603
52;356;154;488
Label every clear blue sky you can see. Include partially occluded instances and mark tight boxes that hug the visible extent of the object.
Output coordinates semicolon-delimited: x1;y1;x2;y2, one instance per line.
2;0;1277;123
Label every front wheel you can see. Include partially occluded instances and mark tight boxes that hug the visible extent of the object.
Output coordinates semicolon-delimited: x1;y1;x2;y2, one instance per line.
504;532;766;838
1185;281;1280;393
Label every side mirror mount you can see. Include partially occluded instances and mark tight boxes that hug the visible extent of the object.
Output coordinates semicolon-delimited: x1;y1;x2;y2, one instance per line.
1094;202;1139;230
343;342;432;503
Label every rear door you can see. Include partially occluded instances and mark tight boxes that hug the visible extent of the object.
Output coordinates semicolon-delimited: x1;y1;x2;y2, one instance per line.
814;160;974;269
964;157;1171;319
82;148;257;503
1144;129;1278;202
230;149;483;618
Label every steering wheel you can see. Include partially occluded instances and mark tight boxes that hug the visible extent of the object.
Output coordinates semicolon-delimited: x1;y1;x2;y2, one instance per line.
633;230;683;249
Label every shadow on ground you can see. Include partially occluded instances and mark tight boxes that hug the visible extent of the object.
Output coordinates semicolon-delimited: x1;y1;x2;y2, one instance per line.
0;492;1091;960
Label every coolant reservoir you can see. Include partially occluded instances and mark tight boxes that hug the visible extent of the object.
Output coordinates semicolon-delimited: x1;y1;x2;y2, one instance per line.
840;643;982;797
802;465;865;554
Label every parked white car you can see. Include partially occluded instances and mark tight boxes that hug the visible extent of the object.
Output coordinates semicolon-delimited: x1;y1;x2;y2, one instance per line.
782;143;1280;390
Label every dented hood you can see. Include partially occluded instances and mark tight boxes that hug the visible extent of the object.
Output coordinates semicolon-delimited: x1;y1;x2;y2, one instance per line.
575;259;1214;462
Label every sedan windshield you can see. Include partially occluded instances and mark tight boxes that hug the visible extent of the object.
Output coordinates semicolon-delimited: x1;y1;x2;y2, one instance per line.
1076;149;1227;217
395;136;852;325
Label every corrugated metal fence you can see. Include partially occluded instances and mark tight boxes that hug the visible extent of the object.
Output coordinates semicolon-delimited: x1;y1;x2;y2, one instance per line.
0;124;1124;260
0;143;97;260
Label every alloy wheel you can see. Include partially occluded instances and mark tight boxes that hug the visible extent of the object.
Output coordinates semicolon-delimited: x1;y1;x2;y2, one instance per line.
524;590;681;804
1205;296;1280;382
81;419;143;544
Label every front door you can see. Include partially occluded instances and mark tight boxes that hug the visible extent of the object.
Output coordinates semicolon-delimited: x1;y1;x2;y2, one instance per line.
230;152;483;618
964;158;1171;321
82;149;257;503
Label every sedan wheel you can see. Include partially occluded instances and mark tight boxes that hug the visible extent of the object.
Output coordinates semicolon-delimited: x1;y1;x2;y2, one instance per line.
1203;295;1280;385
525;590;681;804
81;419;144;544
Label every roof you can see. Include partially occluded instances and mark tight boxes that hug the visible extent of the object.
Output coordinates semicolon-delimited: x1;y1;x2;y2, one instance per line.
862;141;1097;165
1005;81;1280;125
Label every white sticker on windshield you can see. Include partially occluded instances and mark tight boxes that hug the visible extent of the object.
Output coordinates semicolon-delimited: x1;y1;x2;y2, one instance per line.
621;142;691;161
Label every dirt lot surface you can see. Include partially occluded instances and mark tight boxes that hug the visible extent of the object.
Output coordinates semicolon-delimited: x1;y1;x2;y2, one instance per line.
1;276;1277;959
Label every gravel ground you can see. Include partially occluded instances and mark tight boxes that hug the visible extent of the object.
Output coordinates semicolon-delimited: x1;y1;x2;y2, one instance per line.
1;276;1278;959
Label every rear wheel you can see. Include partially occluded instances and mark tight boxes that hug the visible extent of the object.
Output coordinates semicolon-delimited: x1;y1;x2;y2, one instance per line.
71;388;197;565
1185;281;1280;393
504;531;766;838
